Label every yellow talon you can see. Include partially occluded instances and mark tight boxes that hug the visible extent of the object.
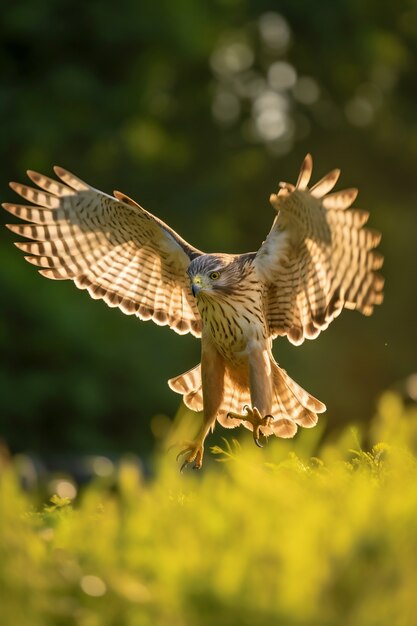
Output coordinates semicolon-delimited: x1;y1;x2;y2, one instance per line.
176;441;204;471
227;406;273;447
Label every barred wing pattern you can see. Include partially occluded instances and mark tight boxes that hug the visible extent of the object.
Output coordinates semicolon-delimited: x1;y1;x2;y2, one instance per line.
255;154;384;345
4;168;203;337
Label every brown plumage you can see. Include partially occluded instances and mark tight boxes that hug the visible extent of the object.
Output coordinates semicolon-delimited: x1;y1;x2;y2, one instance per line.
3;155;384;468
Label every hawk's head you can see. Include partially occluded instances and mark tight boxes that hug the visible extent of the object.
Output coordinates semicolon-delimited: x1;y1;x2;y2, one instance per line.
187;253;254;298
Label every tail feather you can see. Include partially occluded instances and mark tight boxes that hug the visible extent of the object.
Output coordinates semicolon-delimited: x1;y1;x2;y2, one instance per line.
168;364;203;412
272;362;326;429
168;358;325;438
217;376;252;429
278;368;326;415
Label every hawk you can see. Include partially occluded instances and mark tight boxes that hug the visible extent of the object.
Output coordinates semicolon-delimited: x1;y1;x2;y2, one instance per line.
3;155;384;469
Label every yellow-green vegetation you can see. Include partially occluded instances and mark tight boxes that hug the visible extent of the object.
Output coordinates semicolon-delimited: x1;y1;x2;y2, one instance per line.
1;391;417;626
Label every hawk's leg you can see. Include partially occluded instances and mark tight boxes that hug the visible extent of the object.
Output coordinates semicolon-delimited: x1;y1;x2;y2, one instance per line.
177;337;225;471
176;421;213;471
227;342;274;447
227;406;273;447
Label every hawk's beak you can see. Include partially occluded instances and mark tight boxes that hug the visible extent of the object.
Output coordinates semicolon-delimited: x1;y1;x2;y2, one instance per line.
191;276;202;297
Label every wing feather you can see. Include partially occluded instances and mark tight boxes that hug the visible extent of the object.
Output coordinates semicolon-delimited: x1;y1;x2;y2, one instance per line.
255;155;384;344
4;168;203;337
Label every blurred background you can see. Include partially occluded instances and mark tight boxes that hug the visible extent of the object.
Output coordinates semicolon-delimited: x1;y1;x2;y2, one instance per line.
1;0;416;470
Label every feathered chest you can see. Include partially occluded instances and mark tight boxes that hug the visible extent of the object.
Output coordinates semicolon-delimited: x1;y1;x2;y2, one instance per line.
197;289;267;363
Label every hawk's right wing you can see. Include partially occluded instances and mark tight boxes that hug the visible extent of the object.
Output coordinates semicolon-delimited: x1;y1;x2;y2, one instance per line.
4;167;203;337
254;155;384;345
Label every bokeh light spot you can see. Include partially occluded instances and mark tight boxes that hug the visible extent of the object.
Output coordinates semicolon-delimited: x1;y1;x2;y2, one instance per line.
80;575;107;597
92;456;114;478
256;109;287;141
258;12;291;52
268;61;297;91
406;374;417;402
210;41;254;75
49;479;77;501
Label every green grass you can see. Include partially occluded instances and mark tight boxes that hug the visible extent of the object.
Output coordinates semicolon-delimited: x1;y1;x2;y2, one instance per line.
1;391;417;626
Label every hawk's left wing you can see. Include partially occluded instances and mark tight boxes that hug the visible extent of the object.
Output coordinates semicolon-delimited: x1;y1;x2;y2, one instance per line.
254;155;384;345
4;167;203;337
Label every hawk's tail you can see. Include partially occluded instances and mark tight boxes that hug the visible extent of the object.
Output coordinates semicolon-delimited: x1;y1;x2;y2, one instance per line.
168;359;326;439
266;359;326;435
168;364;203;413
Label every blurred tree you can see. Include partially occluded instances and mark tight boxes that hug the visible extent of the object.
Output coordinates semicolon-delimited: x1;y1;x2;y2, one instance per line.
0;0;416;456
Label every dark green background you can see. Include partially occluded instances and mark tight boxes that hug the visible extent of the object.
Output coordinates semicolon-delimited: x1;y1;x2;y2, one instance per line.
1;0;416;457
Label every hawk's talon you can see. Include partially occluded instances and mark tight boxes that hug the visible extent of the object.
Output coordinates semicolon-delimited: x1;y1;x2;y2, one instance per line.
176;440;204;472
227;406;273;447
176;448;188;463
253;424;266;448
254;435;263;448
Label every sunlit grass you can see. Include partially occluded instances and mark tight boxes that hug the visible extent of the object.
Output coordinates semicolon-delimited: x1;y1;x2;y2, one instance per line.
1;391;417;626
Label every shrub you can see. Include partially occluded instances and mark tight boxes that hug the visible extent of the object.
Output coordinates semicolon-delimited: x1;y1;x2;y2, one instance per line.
1;391;417;626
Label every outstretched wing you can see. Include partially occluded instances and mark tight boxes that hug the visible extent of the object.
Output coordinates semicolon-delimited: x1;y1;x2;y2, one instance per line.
3;168;203;337
255;154;384;345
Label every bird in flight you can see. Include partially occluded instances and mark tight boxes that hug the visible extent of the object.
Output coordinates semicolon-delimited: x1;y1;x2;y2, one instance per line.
3;155;384;469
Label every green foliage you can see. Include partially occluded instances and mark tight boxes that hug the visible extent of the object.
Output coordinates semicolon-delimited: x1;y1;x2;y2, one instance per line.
1;392;417;626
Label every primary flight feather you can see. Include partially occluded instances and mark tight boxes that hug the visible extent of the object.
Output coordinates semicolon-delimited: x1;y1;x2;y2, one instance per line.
3;155;384;469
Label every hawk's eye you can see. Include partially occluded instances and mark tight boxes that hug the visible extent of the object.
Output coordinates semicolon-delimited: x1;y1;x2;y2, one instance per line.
209;271;220;280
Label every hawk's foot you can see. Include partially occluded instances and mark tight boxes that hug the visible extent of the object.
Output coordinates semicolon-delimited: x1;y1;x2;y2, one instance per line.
176;440;205;471
227;405;273;448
